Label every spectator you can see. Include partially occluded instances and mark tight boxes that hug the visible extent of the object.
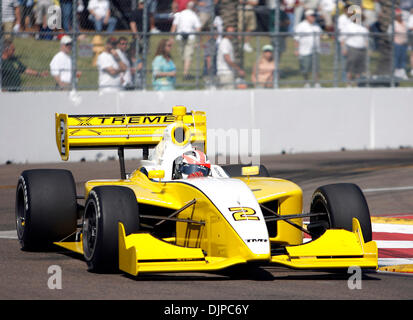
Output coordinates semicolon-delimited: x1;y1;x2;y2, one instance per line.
283;0;298;33
202;27;218;88
251;44;275;88
170;1;201;80
238;0;259;53
338;4;352;82
2;0;21;38
59;0;72;32
127;40;144;89
388;8;409;80
34;0;53;39
88;0;117;33
173;0;192;13
152;39;176;91
129;0;151;55
362;0;378;28
408;8;413;77
50;35;82;90
401;1;413;21
319;0;334;32
129;0;148;34
341;16;369;86
216;25;245;89
302;0;320;11
116;37;134;90
369;10;385;51
293;0;304;29
148;0;160;33
19;0;34;34
196;0;218;31
97;37;127;92
294;9;322;87
129;0;160;34
1;38;48;91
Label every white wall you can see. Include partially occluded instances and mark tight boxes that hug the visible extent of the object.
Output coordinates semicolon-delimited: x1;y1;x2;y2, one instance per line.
1;88;413;164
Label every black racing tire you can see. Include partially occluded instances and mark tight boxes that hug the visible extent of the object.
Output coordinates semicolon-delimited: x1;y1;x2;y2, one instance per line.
309;183;372;242
221;164;270;177
15;169;78;250
82;186;140;273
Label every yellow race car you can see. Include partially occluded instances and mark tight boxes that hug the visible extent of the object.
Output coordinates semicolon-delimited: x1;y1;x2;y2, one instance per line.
15;106;378;276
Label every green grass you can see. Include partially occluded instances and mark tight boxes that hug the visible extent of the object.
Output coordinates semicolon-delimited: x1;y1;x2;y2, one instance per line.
11;34;413;90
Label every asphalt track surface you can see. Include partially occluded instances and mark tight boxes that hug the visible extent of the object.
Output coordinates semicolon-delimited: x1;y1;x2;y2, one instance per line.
1;149;413;300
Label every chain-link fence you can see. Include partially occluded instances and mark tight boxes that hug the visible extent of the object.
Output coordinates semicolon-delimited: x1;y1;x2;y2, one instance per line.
1;1;412;91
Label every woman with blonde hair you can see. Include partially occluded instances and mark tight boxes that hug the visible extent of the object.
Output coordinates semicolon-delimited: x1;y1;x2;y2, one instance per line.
152;39;177;90
251;44;276;88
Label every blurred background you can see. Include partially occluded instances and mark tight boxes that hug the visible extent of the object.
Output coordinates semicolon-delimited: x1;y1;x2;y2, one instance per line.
1;0;412;91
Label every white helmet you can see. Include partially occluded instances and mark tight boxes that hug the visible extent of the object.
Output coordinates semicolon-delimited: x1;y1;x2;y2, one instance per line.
172;150;211;179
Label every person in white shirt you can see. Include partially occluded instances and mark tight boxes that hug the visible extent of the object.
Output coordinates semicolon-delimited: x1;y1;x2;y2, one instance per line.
341;18;369;85
294;9;322;87
50;35;81;90
217;25;245;89
337;4;352;82
88;0;117;32
97;37;127;92
115;37;134;90
2;0;21;37
170;1;201;80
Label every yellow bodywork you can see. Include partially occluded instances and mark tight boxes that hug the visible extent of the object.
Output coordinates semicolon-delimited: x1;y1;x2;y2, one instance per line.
53;106;378;275
55;107;207;161
56;172;378;275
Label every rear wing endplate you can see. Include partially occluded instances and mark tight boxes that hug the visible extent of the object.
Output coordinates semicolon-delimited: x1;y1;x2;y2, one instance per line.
55;106;206;161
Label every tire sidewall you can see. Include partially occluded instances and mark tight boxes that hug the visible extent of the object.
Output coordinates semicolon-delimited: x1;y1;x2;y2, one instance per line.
82;186;140;272
15;169;77;250
310;183;372;242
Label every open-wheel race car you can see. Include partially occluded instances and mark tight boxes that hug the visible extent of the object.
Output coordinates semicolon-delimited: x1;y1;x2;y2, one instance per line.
15;106;378;276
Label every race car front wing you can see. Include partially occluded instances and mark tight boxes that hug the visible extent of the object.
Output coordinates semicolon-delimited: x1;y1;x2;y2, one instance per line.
117;218;377;276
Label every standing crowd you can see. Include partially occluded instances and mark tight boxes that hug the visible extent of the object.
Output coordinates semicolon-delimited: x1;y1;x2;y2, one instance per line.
2;0;413;91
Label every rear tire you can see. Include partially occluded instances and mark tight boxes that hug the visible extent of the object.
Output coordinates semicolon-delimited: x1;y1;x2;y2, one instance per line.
309;183;372;242
82;186;140;273
15;169;78;250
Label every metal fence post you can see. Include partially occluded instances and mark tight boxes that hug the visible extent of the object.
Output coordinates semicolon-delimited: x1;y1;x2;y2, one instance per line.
390;2;395;87
333;0;339;87
196;33;200;89
272;1;280;89
0;2;3;91
312;32;316;86
71;0;78;91
142;0;148;91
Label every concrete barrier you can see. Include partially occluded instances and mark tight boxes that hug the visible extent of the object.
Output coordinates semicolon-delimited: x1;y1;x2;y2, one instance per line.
1;88;412;164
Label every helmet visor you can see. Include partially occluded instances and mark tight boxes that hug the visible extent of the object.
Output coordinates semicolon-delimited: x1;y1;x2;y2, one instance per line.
181;163;211;177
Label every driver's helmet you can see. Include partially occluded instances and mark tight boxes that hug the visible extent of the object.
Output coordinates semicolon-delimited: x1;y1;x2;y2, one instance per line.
172;150;211;179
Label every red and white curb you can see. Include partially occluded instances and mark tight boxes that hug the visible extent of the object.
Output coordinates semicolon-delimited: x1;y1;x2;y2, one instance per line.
372;215;413;273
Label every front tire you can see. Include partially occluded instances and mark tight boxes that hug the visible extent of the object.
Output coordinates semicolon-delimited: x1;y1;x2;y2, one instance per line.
15;169;78;250
82;186;140;273
309;183;372;242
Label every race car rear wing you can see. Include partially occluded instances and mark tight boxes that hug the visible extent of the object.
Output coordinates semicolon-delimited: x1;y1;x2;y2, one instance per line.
55;106;207;161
